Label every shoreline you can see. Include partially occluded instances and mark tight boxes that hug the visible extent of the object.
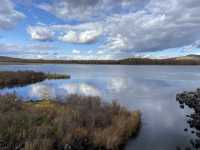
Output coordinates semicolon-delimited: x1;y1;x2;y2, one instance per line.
2;55;200;65
1;62;200;66
0;94;140;150
0;71;70;89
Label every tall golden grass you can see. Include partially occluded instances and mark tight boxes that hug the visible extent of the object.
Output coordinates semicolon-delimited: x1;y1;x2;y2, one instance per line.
0;94;140;150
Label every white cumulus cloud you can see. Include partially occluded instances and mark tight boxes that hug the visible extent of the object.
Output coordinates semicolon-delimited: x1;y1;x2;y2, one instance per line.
72;49;81;54
27;26;54;41
59;30;102;44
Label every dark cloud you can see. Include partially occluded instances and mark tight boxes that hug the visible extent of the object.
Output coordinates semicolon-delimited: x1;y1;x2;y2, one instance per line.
64;0;101;7
38;0;145;21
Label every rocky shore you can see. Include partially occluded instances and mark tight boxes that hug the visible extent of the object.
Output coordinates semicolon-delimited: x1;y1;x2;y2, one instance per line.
176;89;200;149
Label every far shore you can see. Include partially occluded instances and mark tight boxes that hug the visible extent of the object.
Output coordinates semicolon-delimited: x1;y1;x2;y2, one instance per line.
1;55;200;65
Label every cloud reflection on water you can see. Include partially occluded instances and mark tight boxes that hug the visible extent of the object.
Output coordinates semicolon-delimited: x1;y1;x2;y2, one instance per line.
60;83;101;96
29;83;56;99
108;77;128;92
28;82;101;100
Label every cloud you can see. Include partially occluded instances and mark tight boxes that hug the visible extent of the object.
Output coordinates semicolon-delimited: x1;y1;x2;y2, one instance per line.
0;43;58;58
61;83;101;96
55;53;113;60
103;34;128;52
27;22;102;44
27;26;54;41
0;43;56;52
97;50;103;54
72;49;80;54
51;22;102;32
0;42;114;60
30;83;56;99
0;0;25;30
100;0;200;53
37;0;144;21
108;77;128;92
21;0;200;59
37;0;200;54
87;50;93;54
59;30;102;44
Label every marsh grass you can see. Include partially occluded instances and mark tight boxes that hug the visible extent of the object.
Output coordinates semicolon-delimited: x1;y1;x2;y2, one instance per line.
0;94;140;150
46;73;70;80
0;71;70;89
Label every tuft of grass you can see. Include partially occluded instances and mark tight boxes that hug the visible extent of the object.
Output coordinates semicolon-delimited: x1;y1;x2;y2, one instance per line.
0;94;140;150
46;73;70;80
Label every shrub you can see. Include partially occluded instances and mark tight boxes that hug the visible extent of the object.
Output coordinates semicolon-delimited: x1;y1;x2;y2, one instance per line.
0;94;140;150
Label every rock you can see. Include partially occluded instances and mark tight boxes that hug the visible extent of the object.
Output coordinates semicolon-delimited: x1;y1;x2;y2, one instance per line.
176;146;181;150
64;144;72;150
187;120;192;124
194;139;200;148
185;147;191;150
190;139;195;147
197;89;200;95
196;132;200;138
176;89;200;149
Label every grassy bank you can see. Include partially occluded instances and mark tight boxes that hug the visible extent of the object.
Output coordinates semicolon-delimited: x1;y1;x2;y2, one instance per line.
0;94;140;150
0;71;70;89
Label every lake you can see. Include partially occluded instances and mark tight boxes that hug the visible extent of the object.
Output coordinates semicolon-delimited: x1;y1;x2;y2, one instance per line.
0;64;199;150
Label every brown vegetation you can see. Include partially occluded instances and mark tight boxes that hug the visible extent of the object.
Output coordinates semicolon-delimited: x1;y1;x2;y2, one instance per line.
0;71;70;89
0;94;140;150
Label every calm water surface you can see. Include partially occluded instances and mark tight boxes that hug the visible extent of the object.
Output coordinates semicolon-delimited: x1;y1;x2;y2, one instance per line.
0;64;199;150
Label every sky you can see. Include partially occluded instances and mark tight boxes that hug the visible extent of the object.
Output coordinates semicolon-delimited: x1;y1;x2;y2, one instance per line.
0;0;200;60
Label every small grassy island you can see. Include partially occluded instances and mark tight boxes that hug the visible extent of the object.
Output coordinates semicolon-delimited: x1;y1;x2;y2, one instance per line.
0;94;140;150
0;71;70;89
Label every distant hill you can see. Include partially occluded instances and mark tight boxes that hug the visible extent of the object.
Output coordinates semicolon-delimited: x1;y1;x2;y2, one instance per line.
1;55;200;65
175;55;200;61
0;56;24;62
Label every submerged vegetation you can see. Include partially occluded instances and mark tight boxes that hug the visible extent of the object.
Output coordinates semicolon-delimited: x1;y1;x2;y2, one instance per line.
0;94;140;150
0;71;70;89
46;73;70;80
